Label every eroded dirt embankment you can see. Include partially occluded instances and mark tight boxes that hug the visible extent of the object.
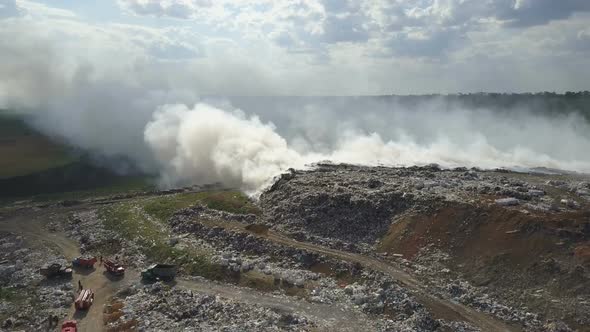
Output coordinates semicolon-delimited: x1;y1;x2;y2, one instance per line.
259;164;590;331
379;202;590;330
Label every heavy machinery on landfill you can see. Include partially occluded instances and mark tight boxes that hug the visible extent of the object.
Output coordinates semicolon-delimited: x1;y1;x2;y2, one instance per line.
74;289;94;310
61;320;77;332
40;263;73;278
104;259;125;276
72;256;97;268
141;264;176;282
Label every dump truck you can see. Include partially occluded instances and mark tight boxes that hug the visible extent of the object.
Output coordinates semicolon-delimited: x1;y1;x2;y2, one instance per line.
61;320;77;332
40;263;73;278
72;256;97;268
74;289;94;310
104;259;125;276
141;264;176;282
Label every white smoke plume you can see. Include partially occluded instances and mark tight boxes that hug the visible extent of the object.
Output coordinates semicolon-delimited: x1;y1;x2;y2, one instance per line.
2;3;590;193
144;103;311;192
143;100;590;193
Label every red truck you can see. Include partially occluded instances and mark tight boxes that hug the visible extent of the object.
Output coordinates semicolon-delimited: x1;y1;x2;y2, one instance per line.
72;256;97;268
74;289;94;310
61;320;77;332
104;259;125;276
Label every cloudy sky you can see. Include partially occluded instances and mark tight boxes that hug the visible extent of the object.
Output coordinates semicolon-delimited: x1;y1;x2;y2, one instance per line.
1;0;589;96
2;0;590;189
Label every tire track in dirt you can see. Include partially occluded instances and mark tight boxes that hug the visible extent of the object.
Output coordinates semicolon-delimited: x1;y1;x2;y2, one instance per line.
176;278;371;332
1;209;374;332
0;212;127;332
200;219;521;332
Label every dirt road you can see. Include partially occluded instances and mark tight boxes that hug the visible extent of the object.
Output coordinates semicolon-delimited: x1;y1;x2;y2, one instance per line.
0;209;373;332
176;278;371;331
1;200;520;332
201;219;521;332
0;212;128;332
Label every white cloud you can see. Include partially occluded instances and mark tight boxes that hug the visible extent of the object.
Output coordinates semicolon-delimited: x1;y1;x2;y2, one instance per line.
118;0;213;19
0;0;588;103
15;0;77;19
0;0;20;18
493;0;590;27
115;0;590;61
1;0;590;190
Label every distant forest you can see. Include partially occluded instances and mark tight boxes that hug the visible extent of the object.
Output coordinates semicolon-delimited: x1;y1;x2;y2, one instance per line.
230;92;590;119
378;91;590;118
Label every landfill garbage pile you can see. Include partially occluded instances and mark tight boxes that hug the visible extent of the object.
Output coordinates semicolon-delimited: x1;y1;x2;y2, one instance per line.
260;164;589;249
0;232;73;331
113;282;313;331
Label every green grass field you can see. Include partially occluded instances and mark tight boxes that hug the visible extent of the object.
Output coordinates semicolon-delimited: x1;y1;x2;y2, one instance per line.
0;113;76;179
143;190;261;221
0;112;157;203
98;190;258;279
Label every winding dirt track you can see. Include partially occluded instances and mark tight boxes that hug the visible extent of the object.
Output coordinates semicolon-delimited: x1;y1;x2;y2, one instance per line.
0;209;372;332
201;220;521;332
0;197;521;332
0;212;124;332
176;279;371;331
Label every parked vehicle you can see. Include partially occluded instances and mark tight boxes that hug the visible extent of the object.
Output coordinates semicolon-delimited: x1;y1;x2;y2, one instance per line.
61;320;77;332
74;289;94;310
141;264;176;282
40;263;72;278
72;256;97;268
104;259;125;276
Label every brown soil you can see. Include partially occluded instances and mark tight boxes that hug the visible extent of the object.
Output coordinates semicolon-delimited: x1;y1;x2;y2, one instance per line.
378;201;590;330
574;244;590;263
244;223;270;235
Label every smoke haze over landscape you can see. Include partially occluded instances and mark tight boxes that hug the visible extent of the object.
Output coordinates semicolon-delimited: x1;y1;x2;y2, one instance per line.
1;0;590;191
142;98;590;192
4;4;590;332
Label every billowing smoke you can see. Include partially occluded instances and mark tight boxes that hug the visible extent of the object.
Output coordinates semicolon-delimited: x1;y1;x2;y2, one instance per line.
4;40;590;193
144;103;310;192
2;2;590;193
142;99;590;193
